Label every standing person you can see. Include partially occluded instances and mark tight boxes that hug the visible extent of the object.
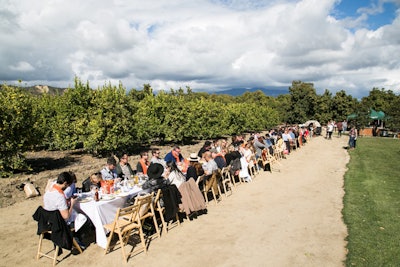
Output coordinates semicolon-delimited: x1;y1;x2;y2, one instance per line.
282;128;292;154
342;120;347;133
100;157;117;180
336;121;343;137
136;150;150;175
327;121;334;139
349;126;358;149
308;123;314;139
115;152;134;178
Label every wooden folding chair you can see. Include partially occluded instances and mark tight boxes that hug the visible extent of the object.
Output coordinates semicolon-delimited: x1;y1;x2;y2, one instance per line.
34;206;83;266
196;173;221;205
259;148;281;172
36;229;83;266
153;189;181;234
134;193;161;240
220;167;233;198
103;203;145;262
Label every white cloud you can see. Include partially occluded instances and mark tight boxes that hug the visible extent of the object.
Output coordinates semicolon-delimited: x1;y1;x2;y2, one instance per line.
9;61;35;72
0;0;399;97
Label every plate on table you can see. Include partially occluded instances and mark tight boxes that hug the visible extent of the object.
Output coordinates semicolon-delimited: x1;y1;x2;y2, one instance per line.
101;195;115;201
117;192;129;197
78;197;92;203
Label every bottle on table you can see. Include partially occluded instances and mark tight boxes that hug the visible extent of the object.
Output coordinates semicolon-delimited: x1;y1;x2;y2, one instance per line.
94;188;99;201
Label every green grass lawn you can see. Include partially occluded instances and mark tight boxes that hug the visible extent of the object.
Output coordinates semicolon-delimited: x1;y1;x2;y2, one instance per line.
343;137;400;266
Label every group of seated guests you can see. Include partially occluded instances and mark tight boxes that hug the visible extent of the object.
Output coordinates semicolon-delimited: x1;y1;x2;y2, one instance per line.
40;127;311;252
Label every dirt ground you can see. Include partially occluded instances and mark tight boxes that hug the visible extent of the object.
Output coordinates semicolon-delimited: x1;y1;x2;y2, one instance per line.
0;134;349;267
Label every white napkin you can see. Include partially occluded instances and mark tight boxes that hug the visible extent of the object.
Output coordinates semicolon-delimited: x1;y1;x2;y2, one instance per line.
74;213;87;232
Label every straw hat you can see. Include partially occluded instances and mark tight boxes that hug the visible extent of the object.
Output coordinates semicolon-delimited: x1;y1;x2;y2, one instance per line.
187;153;200;162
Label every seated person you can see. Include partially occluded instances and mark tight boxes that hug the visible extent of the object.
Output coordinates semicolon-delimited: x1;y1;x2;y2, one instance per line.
225;144;241;166
115;152;134;178
166;161;206;217
100;156;117;180
136;150;150;175
82;173;102;193
210;148;226;169
202;151;220;197
150;148;166;167
43;171;86;249
142;163;168;194
197;141;212;158
164;145;185;166
63;171;77;200
186;153;204;182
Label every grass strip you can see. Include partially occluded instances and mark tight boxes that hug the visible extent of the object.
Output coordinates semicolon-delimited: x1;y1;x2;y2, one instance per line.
343;137;400;266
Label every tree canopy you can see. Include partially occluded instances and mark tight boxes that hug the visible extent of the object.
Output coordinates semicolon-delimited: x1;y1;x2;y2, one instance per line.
0;79;399;176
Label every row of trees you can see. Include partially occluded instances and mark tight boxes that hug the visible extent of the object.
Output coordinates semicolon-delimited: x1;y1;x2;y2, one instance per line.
1;78;399;176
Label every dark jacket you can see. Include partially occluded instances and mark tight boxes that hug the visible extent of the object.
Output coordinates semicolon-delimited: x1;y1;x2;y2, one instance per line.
32;206;73;250
115;163;134;178
225;151;241;166
161;184;182;222
142;176;168;194
186;165;204;182
82;177;100;193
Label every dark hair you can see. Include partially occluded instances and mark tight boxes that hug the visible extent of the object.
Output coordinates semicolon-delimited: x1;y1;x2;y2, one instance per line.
68;171;77;183
194;162;204;176
107;156;117;165
172;145;180;151
166;161;184;176
117;151;128;160
140;150;148;157
57;171;73;185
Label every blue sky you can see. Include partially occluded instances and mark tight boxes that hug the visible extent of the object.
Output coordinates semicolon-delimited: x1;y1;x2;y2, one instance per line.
334;0;398;30
1;0;399;98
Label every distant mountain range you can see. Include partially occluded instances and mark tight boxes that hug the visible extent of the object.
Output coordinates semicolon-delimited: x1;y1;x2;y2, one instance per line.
1;84;65;95
215;86;289;97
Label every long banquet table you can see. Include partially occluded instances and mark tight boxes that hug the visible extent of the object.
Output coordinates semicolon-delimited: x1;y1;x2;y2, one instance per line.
75;186;142;249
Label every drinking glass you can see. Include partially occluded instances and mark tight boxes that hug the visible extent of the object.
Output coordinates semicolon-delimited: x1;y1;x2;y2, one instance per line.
76;188;82;197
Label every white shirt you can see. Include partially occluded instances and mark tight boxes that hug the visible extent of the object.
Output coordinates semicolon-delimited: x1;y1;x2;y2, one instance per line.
43;190;68;212
203;159;218;175
101;167;116;180
168;171;186;188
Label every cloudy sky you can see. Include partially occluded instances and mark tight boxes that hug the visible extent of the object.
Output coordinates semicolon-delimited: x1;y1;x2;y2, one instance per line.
1;0;399;98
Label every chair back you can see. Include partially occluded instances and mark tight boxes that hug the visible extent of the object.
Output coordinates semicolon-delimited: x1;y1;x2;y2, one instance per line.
134;193;155;219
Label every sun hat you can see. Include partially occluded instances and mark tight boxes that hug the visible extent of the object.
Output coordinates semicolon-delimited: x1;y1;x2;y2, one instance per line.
147;163;164;179
187;153;200;162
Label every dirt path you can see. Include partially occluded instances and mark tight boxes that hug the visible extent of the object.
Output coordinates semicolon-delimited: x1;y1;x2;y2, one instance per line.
0;135;349;267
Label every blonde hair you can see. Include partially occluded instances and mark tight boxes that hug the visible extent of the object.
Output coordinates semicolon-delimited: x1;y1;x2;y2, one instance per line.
90;173;103;183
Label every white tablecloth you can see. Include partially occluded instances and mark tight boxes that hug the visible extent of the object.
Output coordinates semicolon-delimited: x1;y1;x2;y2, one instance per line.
75;186;142;248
